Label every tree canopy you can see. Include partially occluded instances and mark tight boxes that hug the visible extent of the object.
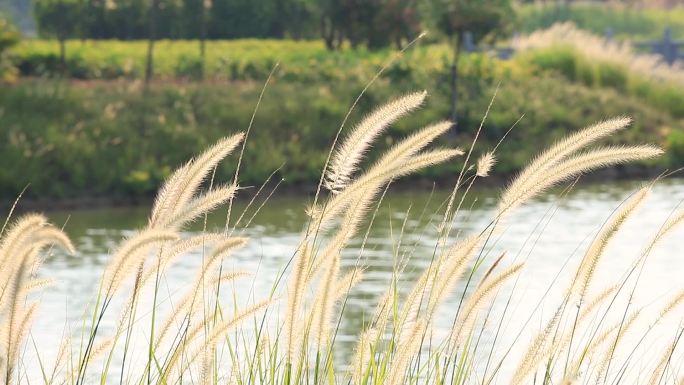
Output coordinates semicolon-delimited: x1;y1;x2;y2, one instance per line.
428;0;513;42
29;0;515;50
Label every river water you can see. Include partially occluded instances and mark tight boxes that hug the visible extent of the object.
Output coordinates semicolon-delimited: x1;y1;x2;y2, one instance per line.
24;179;684;382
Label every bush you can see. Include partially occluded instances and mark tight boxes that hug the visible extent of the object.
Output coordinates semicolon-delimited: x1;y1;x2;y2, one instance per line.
175;54;204;80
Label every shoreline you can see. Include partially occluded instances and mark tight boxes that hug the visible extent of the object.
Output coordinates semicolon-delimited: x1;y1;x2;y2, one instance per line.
3;166;669;213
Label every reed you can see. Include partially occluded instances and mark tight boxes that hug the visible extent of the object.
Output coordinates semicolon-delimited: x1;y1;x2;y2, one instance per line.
1;89;682;385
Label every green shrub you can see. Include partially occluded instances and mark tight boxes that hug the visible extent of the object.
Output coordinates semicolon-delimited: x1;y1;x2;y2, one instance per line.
523;46;579;81
175;54;204;80
596;62;628;91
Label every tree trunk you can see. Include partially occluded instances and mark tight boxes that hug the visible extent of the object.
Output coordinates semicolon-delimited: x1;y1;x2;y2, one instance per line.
58;0;66;77
199;0;208;80
272;0;285;38
58;36;66;76
321;14;335;50
145;0;160;86
449;33;462;131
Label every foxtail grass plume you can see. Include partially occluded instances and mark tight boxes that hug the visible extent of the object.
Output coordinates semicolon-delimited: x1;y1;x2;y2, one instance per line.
385;319;426;385
284;243;311;363
500;139;661;215
310;254;340;348
450;263;523;347
476;151;496;177
0;215;73;385
570;185;651;299
313;121;461;229
150;133;244;229
325;90;427;193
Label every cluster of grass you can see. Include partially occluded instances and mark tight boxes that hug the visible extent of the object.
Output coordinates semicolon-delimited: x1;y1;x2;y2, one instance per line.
3;89;684;385
520;45;684;118
516;2;684;40
0;67;676;202
513;23;684;118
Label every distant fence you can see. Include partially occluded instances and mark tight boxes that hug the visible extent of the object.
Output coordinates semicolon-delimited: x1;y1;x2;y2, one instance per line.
463;27;684;65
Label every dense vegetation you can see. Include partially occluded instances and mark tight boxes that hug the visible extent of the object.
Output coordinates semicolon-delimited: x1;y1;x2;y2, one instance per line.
0;46;677;201
6;1;684;42
27;0;510;46
3;3;684;202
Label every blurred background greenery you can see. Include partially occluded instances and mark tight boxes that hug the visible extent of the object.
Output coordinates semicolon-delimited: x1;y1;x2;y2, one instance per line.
0;0;683;203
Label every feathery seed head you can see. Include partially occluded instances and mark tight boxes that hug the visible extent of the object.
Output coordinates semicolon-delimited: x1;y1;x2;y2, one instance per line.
476;151;496;177
325;91;427;193
150;133;244;228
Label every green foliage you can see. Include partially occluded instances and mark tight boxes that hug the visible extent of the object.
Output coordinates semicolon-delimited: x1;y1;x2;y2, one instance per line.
26;0;422;50
28;0;362;43
23;0;684;48
33;0;82;40
320;0;420;50
426;0;513;42
4;38;684;200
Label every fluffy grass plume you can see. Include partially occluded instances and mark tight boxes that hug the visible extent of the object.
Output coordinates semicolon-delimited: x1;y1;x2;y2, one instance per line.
476;151;496;177
325;90;427;193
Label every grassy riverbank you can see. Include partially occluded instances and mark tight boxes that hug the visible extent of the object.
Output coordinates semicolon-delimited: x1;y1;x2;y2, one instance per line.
4;29;684;202
1;70;677;201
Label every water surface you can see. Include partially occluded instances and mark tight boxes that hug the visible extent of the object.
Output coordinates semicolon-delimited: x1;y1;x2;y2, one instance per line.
27;179;684;381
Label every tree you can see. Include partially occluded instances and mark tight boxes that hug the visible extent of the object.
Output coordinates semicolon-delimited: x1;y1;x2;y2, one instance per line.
320;0;420;51
427;0;512;128
102;0;150;40
319;0;343;50
280;0;318;40
34;0;82;73
208;0;273;39
370;0;420;49
144;0;160;85
200;0;210;79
